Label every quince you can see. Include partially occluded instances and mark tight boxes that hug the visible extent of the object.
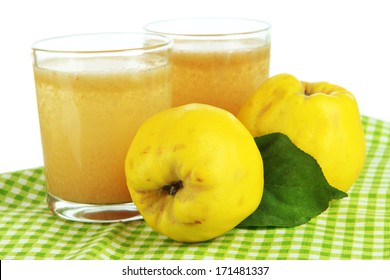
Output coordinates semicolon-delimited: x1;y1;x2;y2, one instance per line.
237;74;366;193
125;103;264;243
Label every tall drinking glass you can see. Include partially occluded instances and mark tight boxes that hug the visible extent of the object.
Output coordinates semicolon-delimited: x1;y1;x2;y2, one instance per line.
32;33;172;222
144;18;271;115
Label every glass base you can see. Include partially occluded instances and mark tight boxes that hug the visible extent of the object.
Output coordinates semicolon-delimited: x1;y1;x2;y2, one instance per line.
47;193;143;223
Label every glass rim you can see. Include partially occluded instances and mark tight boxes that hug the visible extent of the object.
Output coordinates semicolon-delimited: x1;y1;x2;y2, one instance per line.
144;17;271;37
31;32;172;54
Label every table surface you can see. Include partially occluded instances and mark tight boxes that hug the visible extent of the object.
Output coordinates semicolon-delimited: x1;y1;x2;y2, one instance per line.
0;116;389;260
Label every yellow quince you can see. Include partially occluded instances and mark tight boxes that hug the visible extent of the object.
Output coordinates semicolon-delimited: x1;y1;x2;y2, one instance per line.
237;74;366;193
125;103;264;243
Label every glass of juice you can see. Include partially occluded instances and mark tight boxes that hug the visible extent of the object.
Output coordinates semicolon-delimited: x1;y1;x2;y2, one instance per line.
144;18;271;115
32;33;172;222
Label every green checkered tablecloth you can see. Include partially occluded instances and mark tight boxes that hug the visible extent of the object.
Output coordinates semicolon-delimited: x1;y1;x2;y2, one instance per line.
1;116;389;260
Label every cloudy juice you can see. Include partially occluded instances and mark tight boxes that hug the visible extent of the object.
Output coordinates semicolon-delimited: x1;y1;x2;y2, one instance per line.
34;57;170;204
171;41;270;115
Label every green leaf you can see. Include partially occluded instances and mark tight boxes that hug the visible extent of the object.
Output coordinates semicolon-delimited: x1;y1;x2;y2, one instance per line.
237;133;347;228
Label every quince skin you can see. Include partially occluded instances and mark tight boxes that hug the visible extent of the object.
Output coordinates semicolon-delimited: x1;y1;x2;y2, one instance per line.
237;74;366;192
125;103;264;243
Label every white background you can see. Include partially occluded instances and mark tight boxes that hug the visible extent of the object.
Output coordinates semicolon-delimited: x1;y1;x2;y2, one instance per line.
1;0;389;173
3;260;389;279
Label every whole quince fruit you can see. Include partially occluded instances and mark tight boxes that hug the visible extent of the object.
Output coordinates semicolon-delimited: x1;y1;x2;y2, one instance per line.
237;74;366;193
125;103;264;243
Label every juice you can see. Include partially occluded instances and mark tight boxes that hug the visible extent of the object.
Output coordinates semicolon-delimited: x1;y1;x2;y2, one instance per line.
34;57;170;204
171;40;270;115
